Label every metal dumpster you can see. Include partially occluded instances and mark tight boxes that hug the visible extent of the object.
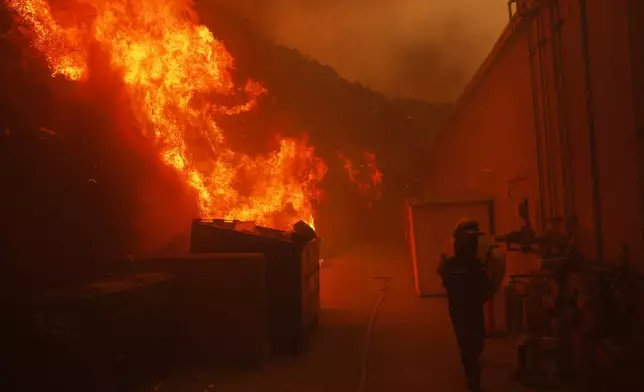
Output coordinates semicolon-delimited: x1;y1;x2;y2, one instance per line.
16;253;270;392
189;219;320;355
27;272;179;392
133;253;271;366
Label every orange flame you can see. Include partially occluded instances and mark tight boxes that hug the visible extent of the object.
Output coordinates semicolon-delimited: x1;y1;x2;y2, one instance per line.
364;152;384;192
7;0;89;80
7;0;327;230
337;151;383;202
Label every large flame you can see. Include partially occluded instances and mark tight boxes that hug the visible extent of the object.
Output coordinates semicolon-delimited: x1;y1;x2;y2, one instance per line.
7;0;327;230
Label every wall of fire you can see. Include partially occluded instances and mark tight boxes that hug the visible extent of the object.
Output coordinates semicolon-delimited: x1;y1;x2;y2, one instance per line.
422;0;643;274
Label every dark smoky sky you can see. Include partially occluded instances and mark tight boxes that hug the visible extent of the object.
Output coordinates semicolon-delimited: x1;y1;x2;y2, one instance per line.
208;0;508;103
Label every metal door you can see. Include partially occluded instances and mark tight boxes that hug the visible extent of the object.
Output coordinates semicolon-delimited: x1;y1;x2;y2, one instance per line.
405;199;495;297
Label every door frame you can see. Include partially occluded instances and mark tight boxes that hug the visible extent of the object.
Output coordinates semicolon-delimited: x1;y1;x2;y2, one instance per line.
406;198;496;298
408;198;496;235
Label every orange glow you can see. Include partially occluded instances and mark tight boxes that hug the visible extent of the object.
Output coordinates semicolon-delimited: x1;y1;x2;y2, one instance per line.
7;0;89;80
337;151;383;201
8;0;327;230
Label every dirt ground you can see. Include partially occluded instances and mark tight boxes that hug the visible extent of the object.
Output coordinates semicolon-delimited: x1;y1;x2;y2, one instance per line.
141;245;534;392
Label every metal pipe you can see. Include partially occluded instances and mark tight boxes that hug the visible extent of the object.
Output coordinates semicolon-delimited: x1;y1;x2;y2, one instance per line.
508;0;518;28
579;0;603;260
528;17;547;230
627;0;644;255
549;2;574;220
536;12;556;221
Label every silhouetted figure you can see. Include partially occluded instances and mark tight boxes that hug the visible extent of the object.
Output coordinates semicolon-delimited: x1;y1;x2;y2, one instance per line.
437;219;501;392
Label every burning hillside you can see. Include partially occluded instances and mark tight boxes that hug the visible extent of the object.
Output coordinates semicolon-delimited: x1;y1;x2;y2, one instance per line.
6;0;329;230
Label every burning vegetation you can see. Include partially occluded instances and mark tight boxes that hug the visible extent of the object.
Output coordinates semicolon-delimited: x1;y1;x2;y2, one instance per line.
337;151;384;203
6;0;344;230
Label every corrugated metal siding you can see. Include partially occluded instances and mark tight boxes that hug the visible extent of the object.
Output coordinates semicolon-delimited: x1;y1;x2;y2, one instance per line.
631;0;644;272
556;0;596;259
426;0;644;270
586;0;642;266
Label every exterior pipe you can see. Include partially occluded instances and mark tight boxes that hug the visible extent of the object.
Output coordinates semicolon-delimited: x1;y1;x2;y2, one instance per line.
549;2;573;220
528;17;547;230
627;0;644;255
579;0;603;260
536;13;556;221
507;1;517;28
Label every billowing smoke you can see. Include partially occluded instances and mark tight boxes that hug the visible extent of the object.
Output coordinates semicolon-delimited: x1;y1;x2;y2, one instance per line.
207;0;508;103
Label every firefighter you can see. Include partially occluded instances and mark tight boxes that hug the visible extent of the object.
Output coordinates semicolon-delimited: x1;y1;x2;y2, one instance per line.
437;219;506;392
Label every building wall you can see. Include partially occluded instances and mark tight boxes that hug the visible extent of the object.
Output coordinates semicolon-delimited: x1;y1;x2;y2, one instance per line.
586;0;643;268
631;0;644;271
554;0;596;259
424;0;644;273
422;22;540;277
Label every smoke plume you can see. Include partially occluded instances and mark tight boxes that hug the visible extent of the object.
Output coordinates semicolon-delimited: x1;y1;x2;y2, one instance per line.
206;0;508;103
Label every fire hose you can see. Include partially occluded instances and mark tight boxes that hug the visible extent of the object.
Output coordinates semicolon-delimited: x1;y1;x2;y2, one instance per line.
357;276;390;392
